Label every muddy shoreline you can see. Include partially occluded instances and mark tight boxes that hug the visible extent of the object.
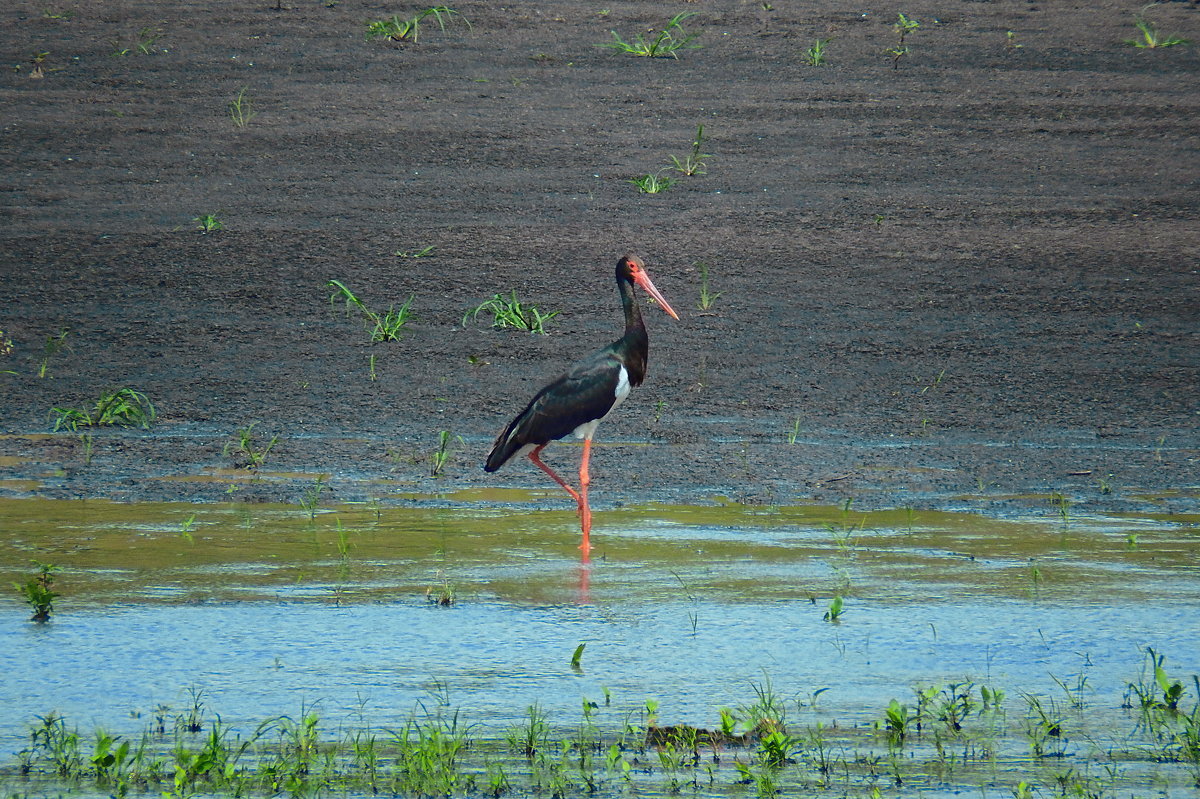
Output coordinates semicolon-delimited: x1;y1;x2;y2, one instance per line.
1;0;1197;517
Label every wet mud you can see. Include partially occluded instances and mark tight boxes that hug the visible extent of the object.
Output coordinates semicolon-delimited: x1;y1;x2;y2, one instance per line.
0;0;1197;517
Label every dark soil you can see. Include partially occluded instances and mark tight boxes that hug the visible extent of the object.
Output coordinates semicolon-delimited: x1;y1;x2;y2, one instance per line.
2;0;1197;518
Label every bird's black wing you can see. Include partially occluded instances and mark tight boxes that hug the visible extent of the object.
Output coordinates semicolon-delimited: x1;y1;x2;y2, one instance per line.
484;351;622;472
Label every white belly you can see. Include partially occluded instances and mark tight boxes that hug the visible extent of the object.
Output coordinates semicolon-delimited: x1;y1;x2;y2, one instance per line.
573;365;630;440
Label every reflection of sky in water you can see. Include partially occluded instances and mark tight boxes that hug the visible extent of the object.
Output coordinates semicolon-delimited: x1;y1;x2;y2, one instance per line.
3;593;1198;762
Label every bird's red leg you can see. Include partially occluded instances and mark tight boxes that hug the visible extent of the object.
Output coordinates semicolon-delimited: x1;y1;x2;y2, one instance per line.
528;444;593;558
528;445;582;504
578;437;593;555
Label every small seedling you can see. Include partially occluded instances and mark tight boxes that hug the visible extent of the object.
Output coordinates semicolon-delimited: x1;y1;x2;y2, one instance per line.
570;643;586;670
14;561;60;622
299;477;327;518
29;51;49;79
327;280;415;343
696;261;720;310
366;7;468;43
600;12;702;58
49;387;155;432
430;430;463;476
1125;11;1189;48
786;416;802;445
396;244;436;258
629;172;676;194
1005;30;1023;50
463;291;559;334
223;422;280;469
1049;492;1070;524
668;124;712;176
195;212;223;233
228;87;256;127
38;328;70;378
113;27;160;56
881;699;910;742
823;594;845;622
888;13;919;70
803;38;831;66
425;576;456;605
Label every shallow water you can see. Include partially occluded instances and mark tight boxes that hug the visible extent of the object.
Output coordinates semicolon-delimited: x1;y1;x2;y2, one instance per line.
1;496;1198;796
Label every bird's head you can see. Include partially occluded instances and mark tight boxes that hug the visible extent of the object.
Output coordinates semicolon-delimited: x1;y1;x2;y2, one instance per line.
619;254;680;320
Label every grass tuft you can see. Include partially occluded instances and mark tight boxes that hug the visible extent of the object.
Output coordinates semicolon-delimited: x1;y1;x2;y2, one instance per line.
1125;8;1189;48
49;387;155;432
599;12;702;59
366;6;468;43
328;279;414;343
464;291;559;334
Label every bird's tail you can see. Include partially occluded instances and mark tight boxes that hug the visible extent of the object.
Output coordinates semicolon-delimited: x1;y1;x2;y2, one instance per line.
483;424;523;472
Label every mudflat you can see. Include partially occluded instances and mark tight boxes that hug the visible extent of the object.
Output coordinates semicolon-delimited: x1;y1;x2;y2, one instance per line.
1;0;1197;515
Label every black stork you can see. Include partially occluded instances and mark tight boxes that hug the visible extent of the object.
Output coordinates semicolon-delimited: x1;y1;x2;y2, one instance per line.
484;253;679;557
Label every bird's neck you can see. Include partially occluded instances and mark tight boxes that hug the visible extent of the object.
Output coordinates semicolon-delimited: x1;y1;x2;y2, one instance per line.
616;277;649;386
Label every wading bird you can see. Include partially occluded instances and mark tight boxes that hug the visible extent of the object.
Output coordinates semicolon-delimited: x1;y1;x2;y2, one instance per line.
484;253;679;556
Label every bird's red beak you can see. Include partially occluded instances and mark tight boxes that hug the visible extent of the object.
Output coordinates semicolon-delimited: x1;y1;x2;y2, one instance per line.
633;270;680;320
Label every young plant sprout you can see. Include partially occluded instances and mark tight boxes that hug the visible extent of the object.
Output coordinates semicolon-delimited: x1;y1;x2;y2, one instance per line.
365;7;468;43
599;12;702;59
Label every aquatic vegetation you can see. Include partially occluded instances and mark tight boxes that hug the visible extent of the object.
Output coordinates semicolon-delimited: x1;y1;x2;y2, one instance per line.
327;279;415;343
506;704;551;759
1050;491;1071;524
881;698;912;744
11;661;1200;799
915;682;978;734
13;561;60;622
49;387;156;432
822;594;844;622
1127;647;1186;713
463;290;559;334
425;573;456;605
600;12;702;59
298;477;327;518
1020;691;1067;757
